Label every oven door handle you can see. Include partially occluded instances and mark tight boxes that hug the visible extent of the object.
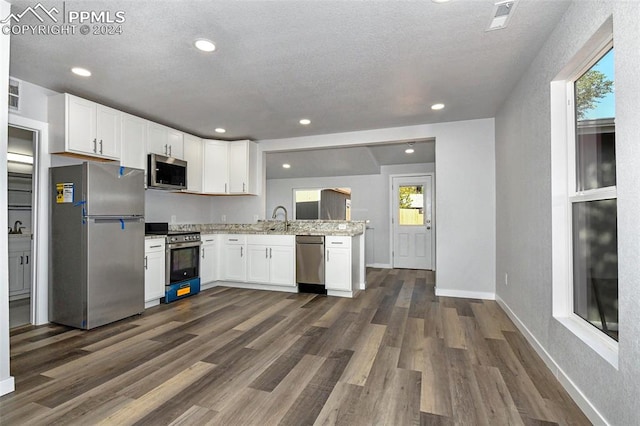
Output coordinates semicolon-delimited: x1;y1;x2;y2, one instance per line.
166;241;202;249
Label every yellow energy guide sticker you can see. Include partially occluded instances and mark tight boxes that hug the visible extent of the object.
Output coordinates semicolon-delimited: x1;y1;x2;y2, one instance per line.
56;183;74;204
177;287;190;297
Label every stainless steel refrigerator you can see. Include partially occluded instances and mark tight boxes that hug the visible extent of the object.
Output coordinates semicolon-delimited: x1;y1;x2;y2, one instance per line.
50;162;145;329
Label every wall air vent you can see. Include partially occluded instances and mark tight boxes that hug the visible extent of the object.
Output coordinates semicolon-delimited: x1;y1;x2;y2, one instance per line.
486;0;517;31
8;77;20;111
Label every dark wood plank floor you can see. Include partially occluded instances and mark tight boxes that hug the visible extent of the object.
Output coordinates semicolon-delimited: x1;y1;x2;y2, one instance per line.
1;268;590;425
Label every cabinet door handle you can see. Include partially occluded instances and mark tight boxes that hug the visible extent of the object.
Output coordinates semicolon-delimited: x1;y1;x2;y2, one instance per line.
169;145;172;157
202;248;205;259
149;244;162;248
93;138;97;153
144;255;148;269
99;139;103;154
225;183;228;193
269;248;272;259
20;255;23;265
265;247;268;258
243;182;246;192
327;250;329;262
25;255;29;264
164;144;168;155
240;247;243;258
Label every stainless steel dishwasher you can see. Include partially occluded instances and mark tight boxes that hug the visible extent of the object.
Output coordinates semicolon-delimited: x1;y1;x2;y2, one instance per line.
296;235;327;294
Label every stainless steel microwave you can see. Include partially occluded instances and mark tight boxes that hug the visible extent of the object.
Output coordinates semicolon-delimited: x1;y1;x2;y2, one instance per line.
147;153;187;190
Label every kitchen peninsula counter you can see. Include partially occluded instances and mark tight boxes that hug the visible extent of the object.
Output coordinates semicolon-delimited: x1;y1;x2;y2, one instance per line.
169;220;366;237
160;220;367;298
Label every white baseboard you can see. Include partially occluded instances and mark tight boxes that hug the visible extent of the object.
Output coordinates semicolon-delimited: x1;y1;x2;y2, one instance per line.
0;376;15;397
144;299;160;309
495;295;608;425
366;263;392;269
213;281;298;294
434;287;495;300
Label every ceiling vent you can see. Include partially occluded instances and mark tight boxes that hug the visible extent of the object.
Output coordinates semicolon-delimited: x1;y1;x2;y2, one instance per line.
8;77;20;111
486;0;517;31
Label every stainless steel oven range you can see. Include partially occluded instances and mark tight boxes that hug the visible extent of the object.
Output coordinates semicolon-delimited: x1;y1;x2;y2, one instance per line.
146;223;201;303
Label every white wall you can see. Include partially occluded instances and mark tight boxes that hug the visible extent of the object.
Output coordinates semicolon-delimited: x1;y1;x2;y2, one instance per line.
266;163;434;267
13;79;56;122
146;190;216;224
495;1;640;424
0;0;15;397
259;118;496;298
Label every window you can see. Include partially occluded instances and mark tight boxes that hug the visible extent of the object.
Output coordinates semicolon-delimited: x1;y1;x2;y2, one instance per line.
570;47;617;341
398;185;424;226
8;77;20;111
551;27;618;367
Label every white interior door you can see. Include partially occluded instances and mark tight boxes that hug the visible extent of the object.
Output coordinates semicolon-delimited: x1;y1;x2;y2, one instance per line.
392;175;433;270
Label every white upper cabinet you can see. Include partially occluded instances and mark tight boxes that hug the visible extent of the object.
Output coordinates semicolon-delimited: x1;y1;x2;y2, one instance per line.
49;93;121;160
147;122;184;159
183;134;203;193
120;113;147;170
203;139;229;194
228;140;258;194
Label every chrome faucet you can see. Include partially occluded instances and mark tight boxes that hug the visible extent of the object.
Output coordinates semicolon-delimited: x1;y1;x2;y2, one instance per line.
11;220;23;234
271;205;289;230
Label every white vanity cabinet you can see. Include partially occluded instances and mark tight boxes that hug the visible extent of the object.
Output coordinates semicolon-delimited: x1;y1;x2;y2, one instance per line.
144;239;165;307
147;122;184;159
325;236;360;297
200;234;219;285
247;235;295;287
183;134;203;193
49;93;121;160
8;238;31;300
120;113;147;170
222;235;247;282
228;140;258;194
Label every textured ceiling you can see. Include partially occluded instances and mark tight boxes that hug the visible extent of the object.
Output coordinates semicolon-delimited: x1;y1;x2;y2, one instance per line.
266;140;435;179
7;0;571;142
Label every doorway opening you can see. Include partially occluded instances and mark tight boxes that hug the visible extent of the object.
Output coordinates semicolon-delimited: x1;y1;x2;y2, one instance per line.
391;174;435;270
7;125;36;329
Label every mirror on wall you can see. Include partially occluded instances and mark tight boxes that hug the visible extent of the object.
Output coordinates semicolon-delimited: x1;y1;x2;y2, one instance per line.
294;188;351;220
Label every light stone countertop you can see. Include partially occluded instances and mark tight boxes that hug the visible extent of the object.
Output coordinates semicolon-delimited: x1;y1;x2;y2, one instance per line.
144;235;166;240
8;233;32;240
169;220;366;237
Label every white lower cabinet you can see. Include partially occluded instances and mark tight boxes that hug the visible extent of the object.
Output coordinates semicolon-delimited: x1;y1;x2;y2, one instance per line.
8;239;31;300
144;239;165;305
200;234;219;284
246;235;295;287
325;236;352;292
223;235;247;282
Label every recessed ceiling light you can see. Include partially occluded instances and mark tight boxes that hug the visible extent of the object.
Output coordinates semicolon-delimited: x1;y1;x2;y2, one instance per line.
71;67;91;77
194;39;216;52
215;128;226;134
299;119;311;125
405;142;415;154
282;163;291;169
432;0;451;3
431;103;445;110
